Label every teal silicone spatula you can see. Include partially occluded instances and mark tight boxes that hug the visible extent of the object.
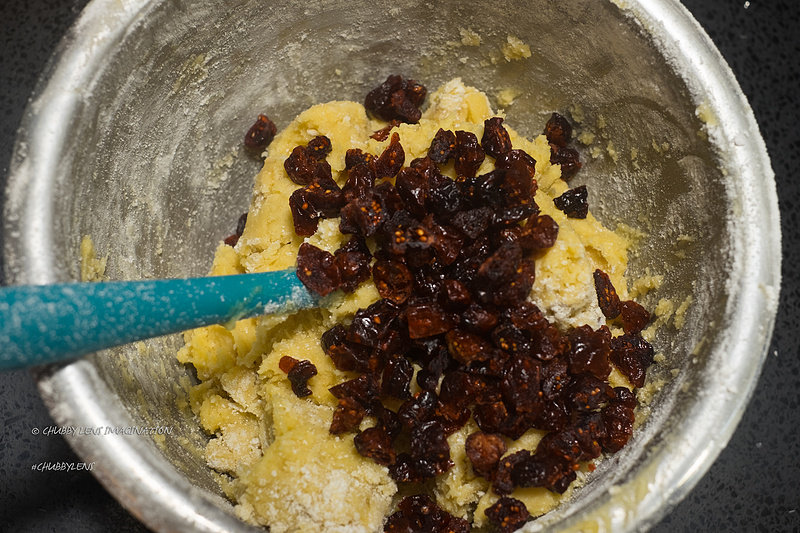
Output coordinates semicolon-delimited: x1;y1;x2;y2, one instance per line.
0;269;315;370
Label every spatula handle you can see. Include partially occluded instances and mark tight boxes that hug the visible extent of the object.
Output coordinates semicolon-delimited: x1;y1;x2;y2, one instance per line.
0;269;314;369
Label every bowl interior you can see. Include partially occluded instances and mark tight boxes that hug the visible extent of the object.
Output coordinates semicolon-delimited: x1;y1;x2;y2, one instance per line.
3;0;779;531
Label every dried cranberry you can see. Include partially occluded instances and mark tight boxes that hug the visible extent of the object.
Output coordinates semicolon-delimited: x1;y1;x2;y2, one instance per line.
473;401;508;435
620;300;651;334
476;242;522;293
481;117;513;159
519;214;559;251
451;207;492;239
398;390;438;430
411;262;445;297
551;145;582;180
566;374;613;413
375;132;405;180
389;453;423;483
455;174;482;207
543;112;572;147
322;325;368;372
536;399;569;432
439;279;472;310
382;355;414;400
289;188;320;236
345;149;375;172
371;119;401;141
494;226;522;246
342;162;376;203
553;185;588;218
593;269;621;319
410;420;452;473
454;130;485;178
364;75;427;123
430;224;464;266
476;169;507;208
339;194;385;237
354;426;396;465
549;467;577;494
244;114;277;150
491;322;531;357
373;258;414;304
284;145;318;185
223;212;248;247
389;494;462;533
304;172;344;217
383;211;435;257
508;302;547;333
322;324;355;370
485;496;531;533
601;401;635;453
493;450;531;495
465;431;507;479
500;353;541;413
509;454;563;490
445;328;492;365
427;178;464;220
428;128;457;164
289;360;317;397
277;355;297;374
406;301;456;339
531;324;567;362
540;359;569;399
495;149;536;175
371;400;403;438
492;205;538;229
395;166;428;217
279;356;317;397
610;333;654;388
612;386;638;409
438;371;477;413
567;325;612;379
347;300;399;349
330;396;366;434
537;428;584;466
334;236;372;292
329;374;380;405
443;516;471;533
411;155;446;184
296;242;341;296
306;135;332;160
492;259;536;307
573;413;606;460
461;304;499;334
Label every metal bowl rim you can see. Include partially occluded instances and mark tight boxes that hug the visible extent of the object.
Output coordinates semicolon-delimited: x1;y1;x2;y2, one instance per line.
2;0;781;531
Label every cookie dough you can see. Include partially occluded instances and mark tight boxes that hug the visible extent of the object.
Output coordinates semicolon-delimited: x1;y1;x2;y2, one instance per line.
178;78;632;532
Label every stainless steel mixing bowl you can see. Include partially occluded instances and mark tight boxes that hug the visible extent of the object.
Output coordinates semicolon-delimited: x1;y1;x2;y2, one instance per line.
2;0;780;531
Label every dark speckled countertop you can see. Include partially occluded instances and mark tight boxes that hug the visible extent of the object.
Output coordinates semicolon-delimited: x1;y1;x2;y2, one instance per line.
1;0;798;531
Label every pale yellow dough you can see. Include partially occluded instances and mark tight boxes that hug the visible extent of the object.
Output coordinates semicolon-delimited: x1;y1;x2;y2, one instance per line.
177;79;632;532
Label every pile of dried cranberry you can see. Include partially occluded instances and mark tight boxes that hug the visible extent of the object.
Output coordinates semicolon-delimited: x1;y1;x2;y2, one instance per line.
271;76;654;533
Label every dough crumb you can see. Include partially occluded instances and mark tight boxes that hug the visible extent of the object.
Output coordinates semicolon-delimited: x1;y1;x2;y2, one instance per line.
502;35;532;61
496;87;521;108
459;27;482;46
577;130;596;145
630;269;663;298
80;235;107;282
673;295;693;330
